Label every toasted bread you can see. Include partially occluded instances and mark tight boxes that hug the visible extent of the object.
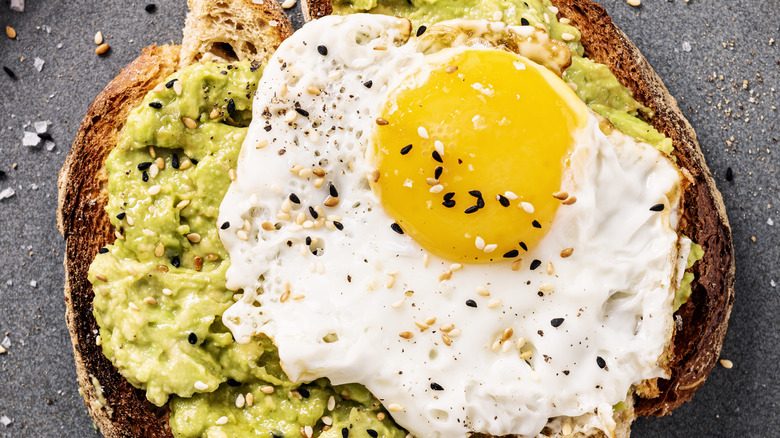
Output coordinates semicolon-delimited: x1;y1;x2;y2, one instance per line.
56;1;293;436
59;0;734;436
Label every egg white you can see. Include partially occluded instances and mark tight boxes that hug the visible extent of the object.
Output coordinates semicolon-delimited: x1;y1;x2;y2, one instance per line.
219;15;685;438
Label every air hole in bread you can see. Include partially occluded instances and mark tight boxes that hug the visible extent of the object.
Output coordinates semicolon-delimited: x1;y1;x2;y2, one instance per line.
245;42;257;56
206;41;239;62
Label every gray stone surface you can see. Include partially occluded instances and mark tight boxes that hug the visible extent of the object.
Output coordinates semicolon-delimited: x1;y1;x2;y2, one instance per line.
0;0;776;436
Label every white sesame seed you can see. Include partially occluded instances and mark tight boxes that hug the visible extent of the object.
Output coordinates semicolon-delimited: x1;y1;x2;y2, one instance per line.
434;140;444;155
491;339;502;352
235;393;245;408
430;184;444;193
281;0;296;8
449;263;462;271
173;80;183;96
284;110;297;123
417;126;429;139
236;230;249;241
561;32;576;41
560;17;571;24
260;385;275;394
423;253;429;268
303;425;313;438
627;0;641;6
162;288;172;296
483;244;497;253
128;302;140;311
502;340;513;353
504;191;518;200
540;283;554;292
194;381;208;391
519;350;533;359
720;359;734;369
215;416;228;425
387;403;405;412
448;328;461;338
322;416;333;426
391;299;405;309
327;395;336;411
520;202;534;213
476;285;490;296
562;422;573;435
148;185;162;195
516;337;526;350
488;298;502;309
475;236;486;250
93;31;103;45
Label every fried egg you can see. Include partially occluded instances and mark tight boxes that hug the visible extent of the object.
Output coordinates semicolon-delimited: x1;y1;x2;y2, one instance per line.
219;15;686;438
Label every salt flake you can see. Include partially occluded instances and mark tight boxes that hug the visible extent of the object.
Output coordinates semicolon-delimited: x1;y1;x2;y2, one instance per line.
0;187;15;201
34;57;45;72
22;131;40;147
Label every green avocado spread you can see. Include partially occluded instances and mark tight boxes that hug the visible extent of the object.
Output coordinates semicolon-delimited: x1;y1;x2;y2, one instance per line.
332;0;673;153
89;2;699;437
89;61;406;437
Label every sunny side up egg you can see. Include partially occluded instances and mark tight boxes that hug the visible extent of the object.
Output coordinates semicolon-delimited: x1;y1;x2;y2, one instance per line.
218;15;689;438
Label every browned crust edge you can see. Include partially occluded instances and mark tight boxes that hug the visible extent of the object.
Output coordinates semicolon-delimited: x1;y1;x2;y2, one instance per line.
548;0;735;417
57;45;182;438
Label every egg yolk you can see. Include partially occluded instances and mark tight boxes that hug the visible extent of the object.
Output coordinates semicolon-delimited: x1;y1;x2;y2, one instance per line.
371;49;588;263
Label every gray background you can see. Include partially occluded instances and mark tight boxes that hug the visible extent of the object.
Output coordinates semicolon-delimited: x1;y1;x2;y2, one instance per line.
0;0;776;436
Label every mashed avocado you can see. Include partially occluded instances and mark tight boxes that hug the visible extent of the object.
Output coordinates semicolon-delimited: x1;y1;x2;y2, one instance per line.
332;0;673;153
674;241;704;311
88;61;406;437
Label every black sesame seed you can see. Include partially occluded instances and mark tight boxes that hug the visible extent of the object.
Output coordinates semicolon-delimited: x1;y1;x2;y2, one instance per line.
532;220;541;228
170;255;180;268
188;332;198;344
289;193;301;204
0;170;5;180
165;79;177;89
367;430;378;438
341;428;349;438
550;318;564;327
317;45;328;56
468;190;482;198
171;153;180;169
149;101;163;109
308;206;318;219
521;17;530;26
298;387;310;398
434;166;443;179
477;197;485;208
329;183;339;198
305;236;312;245
649;203;665;212
530;259;542;270
430;382;444;391
432;150;443;163
190;158;198;165
400;144;413;155
271;433;283;438
519;241;528;251
3;66;17;80
98;247;109;254
465;299;477;308
137;161;152;171
227;378;241;387
227;98;236;116
144;3;157;13
142;171;149;182
503;249;519;258
333;221;344;230
221;222;230;230
416;25;427;37
442;200;456;208
363;80;373;89
725;167;733;182
295;108;310;117
443;192;455;201
391;222;404;234
116;212;126;220
464;205;479;214
596;356;606;369
497;194;510;207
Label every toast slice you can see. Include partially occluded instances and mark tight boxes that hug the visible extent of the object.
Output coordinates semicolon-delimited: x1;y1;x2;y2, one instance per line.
56;1;293;436
301;0;735;423
59;0;735;437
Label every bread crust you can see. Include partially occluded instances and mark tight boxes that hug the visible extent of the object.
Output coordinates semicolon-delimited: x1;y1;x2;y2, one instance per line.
60;0;734;435
547;0;734;416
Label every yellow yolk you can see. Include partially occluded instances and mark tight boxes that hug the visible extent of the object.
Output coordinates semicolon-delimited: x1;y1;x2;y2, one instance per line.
371;49;588;263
